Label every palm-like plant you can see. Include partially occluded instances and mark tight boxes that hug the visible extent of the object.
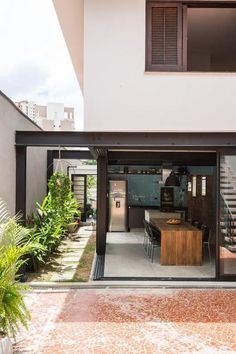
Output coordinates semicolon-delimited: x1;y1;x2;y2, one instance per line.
30;172;80;262
0;200;31;338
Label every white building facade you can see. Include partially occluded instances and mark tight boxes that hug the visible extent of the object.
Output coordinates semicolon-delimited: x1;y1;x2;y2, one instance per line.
53;0;236;132
16;100;75;131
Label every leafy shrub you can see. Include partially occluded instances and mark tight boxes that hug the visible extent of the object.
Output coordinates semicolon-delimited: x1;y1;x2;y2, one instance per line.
30;173;80;263
0;201;32;338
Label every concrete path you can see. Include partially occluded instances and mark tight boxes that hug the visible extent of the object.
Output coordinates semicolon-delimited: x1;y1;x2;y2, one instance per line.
14;288;236;353
28;226;93;283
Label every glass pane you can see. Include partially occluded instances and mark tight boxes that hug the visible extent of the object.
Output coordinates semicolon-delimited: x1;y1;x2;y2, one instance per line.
220;155;236;276
73;176;85;210
192;176;197;197
188;181;192;192
202;176;207;196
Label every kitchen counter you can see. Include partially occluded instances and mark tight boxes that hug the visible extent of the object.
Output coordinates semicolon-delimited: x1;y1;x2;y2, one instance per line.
128;206;188;229
145;209;181;222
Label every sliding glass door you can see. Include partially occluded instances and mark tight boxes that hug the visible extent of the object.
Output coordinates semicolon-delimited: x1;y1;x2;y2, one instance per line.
219;153;236;279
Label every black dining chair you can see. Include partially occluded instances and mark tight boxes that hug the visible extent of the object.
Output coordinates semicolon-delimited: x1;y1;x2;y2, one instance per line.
192;220;201;228
143;219;150;253
148;223;161;263
201;224;211;262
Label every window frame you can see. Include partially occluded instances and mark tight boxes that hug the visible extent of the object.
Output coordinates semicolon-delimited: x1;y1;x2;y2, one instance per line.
146;2;185;72
146;0;236;72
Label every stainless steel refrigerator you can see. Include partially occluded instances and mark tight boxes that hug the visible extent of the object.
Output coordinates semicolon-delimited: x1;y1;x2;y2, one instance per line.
108;180;128;232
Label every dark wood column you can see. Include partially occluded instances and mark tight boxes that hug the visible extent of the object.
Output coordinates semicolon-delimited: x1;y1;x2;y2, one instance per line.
47;150;54;193
15;145;27;222
47;150;54;182
96;155;108;255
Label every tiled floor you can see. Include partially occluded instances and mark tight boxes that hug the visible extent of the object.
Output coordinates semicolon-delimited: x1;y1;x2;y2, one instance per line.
14;288;236;353
105;231;215;278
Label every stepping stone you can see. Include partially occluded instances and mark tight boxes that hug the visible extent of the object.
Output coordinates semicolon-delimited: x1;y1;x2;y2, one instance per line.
0;337;13;354
63;257;82;262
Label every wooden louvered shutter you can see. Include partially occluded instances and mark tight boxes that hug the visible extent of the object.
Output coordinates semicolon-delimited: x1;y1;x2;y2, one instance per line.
146;3;184;71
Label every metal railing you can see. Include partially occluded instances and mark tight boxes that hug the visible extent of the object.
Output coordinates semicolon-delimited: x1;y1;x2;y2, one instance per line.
220;192;235;244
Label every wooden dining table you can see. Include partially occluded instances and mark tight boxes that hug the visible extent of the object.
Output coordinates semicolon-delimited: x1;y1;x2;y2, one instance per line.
150;218;202;266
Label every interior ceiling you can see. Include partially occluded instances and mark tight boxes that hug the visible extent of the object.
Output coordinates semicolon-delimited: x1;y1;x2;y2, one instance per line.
188;8;236;54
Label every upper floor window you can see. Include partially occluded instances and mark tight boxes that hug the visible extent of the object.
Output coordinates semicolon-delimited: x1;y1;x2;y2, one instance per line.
146;1;236;72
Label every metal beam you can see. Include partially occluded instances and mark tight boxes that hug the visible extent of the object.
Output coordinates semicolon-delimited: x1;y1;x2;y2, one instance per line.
89;148;99;159
89;148;107;159
16;146;27;222
15;131;236;149
52;150;93;160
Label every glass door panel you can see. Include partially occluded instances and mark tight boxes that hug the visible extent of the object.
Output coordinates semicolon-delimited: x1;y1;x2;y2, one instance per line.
220;154;236;277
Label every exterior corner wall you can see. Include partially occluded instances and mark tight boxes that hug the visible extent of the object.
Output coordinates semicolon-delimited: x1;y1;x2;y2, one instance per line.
53;0;84;91
0;92;46;216
26;147;47;216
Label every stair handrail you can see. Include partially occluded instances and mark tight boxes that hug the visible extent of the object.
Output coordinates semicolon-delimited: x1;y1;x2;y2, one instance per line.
220;192;234;238
222;162;236;189
220;191;234;219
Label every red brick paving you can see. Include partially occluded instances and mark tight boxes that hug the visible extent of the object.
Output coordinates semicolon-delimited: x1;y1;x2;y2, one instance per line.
13;289;236;353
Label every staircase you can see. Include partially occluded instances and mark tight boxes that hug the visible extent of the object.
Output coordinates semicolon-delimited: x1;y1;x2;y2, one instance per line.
220;158;236;251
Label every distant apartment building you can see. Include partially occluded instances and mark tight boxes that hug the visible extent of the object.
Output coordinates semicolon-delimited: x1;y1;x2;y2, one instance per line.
15;100;75;131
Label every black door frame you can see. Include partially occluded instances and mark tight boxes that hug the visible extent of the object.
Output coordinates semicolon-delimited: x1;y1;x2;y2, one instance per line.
105;149;220;281
217;149;236;281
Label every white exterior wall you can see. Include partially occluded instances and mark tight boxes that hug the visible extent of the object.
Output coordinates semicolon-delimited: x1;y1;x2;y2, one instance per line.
26;147;47;216
41;119;54;131
84;0;236;131
60;119;74;131
0;92;47;216
47;102;64;130
53;0;84;91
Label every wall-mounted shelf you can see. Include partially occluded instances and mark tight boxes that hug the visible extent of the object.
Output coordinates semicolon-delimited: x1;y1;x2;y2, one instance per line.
108;173;162;176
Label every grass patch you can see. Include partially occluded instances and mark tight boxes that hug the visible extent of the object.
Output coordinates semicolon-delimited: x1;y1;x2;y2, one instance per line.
72;233;96;282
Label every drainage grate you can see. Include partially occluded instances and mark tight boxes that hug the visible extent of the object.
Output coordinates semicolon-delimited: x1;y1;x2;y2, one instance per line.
93;254;105;280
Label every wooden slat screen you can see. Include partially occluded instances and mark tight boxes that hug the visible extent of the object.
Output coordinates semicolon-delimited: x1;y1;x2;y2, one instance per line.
152;7;178;65
146;3;184;71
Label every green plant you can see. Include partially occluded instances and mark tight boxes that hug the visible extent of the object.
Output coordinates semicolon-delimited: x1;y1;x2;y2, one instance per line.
30;172;80;263
87;175;96;191
48;173;79;227
0;200;32;338
82;160;97;165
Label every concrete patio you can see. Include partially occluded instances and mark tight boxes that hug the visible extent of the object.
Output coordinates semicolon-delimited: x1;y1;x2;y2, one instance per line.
13;288;236;353
104;231;215;278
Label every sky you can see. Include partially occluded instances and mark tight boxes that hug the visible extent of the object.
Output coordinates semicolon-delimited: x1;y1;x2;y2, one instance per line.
0;0;83;130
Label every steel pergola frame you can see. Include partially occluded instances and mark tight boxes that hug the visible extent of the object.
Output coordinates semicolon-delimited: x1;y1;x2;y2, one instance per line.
15;130;236;149
15;130;236;282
